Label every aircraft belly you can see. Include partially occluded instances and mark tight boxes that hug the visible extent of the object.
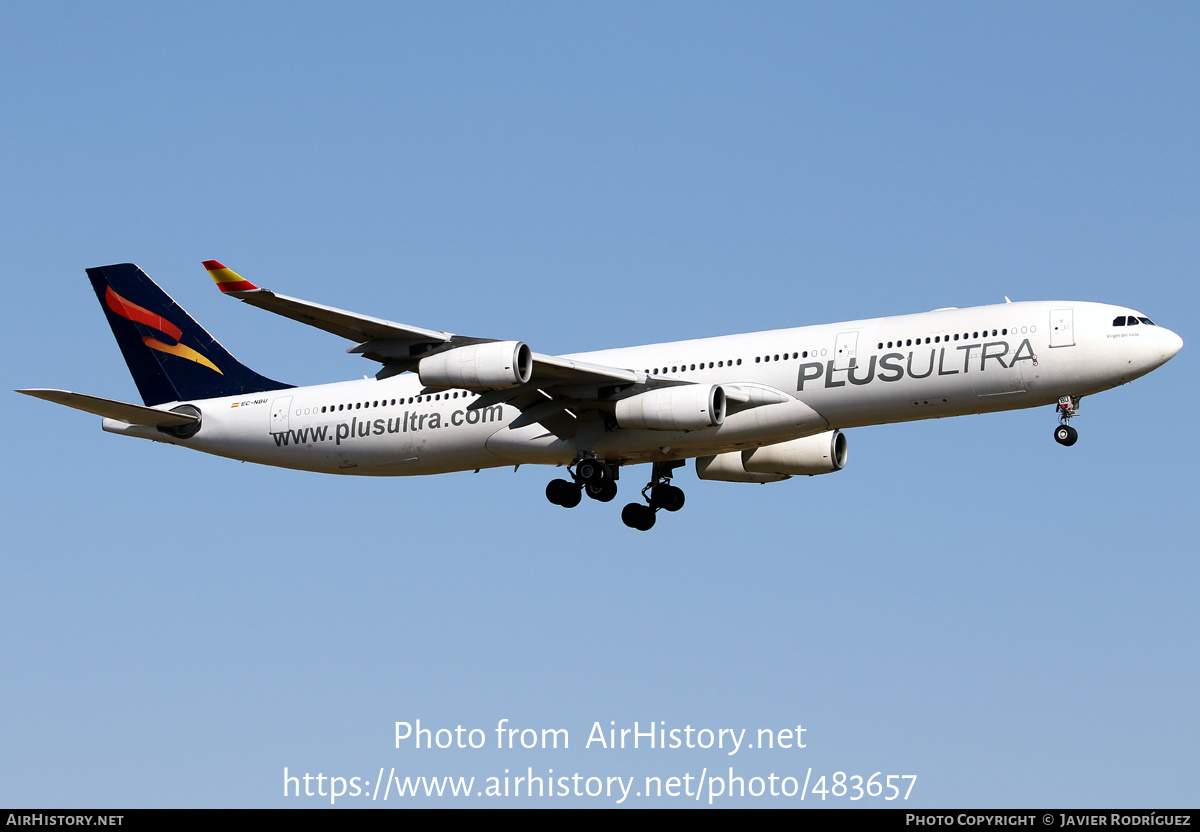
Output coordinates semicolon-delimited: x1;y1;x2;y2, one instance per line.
486;423;575;464
400;420;497;473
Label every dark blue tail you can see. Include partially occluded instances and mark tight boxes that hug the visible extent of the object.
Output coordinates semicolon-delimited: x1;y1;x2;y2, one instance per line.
87;263;292;406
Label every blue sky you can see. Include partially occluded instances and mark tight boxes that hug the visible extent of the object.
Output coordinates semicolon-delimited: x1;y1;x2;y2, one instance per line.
2;2;1196;807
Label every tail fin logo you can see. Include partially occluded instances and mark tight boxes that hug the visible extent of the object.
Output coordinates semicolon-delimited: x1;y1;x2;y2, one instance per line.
104;286;224;375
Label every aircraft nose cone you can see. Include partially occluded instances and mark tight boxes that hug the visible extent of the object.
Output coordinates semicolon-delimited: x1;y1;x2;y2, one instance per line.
1161;328;1184;361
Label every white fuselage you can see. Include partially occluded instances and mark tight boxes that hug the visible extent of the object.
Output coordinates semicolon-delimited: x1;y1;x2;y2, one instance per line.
103;300;1181;476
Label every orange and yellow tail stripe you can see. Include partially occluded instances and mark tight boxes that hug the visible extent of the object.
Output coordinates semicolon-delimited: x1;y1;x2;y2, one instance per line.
203;260;259;293
105;286;223;374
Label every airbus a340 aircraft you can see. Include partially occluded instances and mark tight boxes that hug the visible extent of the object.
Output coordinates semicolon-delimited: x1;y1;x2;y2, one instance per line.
20;262;1182;530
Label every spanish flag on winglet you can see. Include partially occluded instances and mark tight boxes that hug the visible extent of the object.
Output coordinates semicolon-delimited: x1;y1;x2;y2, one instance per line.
203;260;259;294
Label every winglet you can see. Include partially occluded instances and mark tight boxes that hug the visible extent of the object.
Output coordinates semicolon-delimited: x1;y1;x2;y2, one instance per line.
203;260;259;294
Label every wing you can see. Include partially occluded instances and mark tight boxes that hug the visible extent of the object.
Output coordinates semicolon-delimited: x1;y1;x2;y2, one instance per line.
204;260;458;347
204;261;654;438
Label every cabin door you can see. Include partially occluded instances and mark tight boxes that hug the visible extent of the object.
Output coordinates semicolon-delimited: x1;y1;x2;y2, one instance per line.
1049;308;1075;348
270;396;293;433
833;331;859;371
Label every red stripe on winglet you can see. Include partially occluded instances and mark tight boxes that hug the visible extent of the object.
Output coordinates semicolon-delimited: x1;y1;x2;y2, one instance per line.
217;279;257;293
202;260;226;270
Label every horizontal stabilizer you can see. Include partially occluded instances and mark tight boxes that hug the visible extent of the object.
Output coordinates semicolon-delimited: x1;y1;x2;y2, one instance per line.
15;389;199;427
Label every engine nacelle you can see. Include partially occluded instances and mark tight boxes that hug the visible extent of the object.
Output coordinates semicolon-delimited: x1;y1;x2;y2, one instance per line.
615;385;726;431
742;430;847;476
418;341;533;390
694;430;848;482
696;452;789;483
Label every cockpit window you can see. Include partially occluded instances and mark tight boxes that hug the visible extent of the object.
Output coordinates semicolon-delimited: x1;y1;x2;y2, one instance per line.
1115;314;1157;326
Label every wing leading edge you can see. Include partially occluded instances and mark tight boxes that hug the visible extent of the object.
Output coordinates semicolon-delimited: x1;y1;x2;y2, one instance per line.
203;261;646;436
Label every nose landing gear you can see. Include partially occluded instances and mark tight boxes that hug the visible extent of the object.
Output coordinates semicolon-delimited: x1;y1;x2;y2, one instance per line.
1054;396;1080;446
1054;424;1078;446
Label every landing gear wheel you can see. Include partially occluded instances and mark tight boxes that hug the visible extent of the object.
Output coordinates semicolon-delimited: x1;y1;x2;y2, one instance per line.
622;503;656;531
586;479;618;502
546;479;582;508
650;484;685;512
1054;425;1078;446
577;458;608;485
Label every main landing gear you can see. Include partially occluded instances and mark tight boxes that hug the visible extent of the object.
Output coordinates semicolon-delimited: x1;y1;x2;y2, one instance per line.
621;461;686;532
1054;395;1080;447
545;456;617;508
545;477;582;508
545;458;687;531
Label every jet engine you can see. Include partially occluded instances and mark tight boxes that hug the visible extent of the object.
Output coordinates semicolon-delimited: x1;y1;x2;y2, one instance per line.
614;384;726;431
695;430;848;482
418;341;533;390
695;452;790;483
742;430;847;475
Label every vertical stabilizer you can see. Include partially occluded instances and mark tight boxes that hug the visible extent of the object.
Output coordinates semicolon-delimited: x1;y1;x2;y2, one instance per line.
86;263;292;406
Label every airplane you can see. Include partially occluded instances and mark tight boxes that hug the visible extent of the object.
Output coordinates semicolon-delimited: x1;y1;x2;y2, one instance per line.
18;262;1183;530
